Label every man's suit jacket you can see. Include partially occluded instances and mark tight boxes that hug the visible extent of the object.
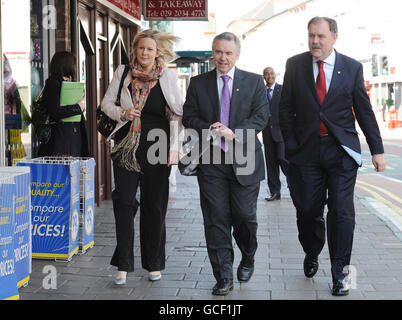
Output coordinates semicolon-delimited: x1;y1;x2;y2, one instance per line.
263;84;284;141
279;50;384;166
182;67;270;186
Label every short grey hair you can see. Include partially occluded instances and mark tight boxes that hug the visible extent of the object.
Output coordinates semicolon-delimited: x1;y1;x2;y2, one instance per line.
308;16;338;34
212;32;241;54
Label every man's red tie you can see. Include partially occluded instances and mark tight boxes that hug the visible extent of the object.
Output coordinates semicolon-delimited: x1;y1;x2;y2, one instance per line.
316;60;328;137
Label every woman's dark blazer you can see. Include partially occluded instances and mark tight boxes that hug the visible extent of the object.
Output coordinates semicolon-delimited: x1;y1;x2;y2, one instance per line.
38;74;89;157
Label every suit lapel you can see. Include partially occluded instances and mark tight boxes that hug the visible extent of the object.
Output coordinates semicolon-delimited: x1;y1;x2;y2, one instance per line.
324;50;345;106
206;69;220;121
302;53;320;106
229;67;244;125
271;83;281;106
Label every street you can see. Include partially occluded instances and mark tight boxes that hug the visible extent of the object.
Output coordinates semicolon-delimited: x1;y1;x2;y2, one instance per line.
357;126;402;227
13;125;402;302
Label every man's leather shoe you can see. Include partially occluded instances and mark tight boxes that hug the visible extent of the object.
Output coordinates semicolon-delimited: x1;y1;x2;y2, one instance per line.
265;193;281;201
212;279;233;296
332;279;350;296
237;263;254;282
303;255;319;278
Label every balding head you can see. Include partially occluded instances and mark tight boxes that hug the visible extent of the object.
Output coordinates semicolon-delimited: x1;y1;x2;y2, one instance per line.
263;67;276;87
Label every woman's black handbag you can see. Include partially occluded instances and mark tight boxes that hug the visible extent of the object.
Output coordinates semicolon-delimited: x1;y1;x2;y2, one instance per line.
31;88;56;144
96;65;129;138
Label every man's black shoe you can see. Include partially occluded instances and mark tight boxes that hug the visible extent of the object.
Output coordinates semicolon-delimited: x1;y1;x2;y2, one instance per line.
303;255;319;278
265;193;281;201
212;279;234;296
237;263;254;282
331;279;350;296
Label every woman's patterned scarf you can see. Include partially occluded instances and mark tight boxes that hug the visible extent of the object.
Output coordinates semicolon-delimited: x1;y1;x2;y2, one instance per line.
111;61;162;172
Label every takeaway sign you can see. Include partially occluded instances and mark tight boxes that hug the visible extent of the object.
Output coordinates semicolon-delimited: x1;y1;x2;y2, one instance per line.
144;0;208;20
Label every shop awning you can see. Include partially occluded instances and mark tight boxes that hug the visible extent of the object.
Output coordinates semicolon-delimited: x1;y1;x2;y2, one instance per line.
172;51;212;67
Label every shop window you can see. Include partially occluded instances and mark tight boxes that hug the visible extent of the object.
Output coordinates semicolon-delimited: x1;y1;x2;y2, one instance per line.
30;0;46;158
395;83;401;110
110;32;129;75
1;0;31;165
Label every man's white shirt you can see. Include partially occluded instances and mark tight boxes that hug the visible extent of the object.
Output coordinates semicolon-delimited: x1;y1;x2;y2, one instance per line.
312;49;336;93
216;66;235;103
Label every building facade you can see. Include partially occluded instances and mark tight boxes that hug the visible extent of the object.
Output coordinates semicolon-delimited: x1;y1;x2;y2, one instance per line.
239;0;402;124
1;0;142;204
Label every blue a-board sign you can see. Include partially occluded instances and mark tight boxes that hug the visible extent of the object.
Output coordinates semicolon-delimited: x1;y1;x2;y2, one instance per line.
80;158;95;253
0;167;31;288
17;160;80;260
0;182;19;300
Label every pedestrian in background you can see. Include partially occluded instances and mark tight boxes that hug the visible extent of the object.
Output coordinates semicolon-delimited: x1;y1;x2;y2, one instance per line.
261;66;288;201
101;29;183;285
279;16;386;296
38;51;89;157
183;32;269;296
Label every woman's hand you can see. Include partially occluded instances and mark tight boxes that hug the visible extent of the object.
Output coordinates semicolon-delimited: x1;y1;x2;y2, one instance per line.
168;150;180;166
124;107;141;121
78;96;86;112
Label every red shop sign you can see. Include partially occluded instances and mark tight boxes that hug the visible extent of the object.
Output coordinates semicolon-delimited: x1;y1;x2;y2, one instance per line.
144;0;208;20
107;0;141;20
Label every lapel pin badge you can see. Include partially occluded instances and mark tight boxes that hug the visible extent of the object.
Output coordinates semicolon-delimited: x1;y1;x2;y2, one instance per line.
338;71;341;75
236;88;240;92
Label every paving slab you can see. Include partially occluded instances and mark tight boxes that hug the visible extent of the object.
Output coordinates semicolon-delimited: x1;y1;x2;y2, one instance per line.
18;170;402;302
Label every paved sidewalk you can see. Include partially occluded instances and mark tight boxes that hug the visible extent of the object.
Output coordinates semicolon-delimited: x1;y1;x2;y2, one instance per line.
19;170;402;300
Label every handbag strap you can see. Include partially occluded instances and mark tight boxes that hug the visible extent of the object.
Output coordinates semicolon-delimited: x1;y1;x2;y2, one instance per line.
115;65;130;106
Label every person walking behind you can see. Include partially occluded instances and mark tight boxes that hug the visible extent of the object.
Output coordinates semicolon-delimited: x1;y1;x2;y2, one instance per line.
183;32;269;296
279;17;386;296
261;67;288;202
101;29;183;285
38;51;89;157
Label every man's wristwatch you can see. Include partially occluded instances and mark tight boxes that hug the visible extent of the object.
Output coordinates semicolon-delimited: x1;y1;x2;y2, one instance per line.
120;109;126;121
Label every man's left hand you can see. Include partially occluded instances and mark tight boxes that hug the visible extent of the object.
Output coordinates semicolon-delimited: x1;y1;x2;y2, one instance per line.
211;122;236;141
372;153;386;172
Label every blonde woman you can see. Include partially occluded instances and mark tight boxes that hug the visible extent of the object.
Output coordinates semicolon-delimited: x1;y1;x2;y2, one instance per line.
101;29;183;285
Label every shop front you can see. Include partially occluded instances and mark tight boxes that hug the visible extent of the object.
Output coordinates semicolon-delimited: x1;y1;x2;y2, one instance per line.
1;0;141;204
1;0;31;167
369;79;402;129
74;0;141;203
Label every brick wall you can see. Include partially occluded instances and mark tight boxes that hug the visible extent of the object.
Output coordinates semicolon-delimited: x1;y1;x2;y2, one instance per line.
55;0;71;52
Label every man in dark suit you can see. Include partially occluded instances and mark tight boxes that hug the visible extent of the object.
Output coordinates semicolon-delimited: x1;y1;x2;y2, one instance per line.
279;17;386;296
183;32;269;296
262;67;288;201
